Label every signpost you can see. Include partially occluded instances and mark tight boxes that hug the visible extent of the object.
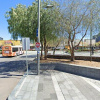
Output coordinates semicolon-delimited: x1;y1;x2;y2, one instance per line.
36;29;38;37
36;42;40;48
35;42;40;51
37;0;40;75
22;38;30;76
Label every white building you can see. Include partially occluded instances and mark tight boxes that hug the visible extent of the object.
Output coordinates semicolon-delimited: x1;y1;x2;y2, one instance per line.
73;39;80;46
84;39;96;46
73;39;96;47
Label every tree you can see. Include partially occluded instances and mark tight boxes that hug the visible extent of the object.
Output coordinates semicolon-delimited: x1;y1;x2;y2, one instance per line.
61;0;100;61
5;3;38;40
5;0;61;60
6;0;100;61
40;1;62;59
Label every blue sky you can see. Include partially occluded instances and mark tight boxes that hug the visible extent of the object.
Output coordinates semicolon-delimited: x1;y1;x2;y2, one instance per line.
0;0;95;40
0;0;35;40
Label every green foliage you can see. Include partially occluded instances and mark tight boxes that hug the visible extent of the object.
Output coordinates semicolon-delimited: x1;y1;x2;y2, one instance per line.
67;49;71;54
75;49;82;52
5;1;61;42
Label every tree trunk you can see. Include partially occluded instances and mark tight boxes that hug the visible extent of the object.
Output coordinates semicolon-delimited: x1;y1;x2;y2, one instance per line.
44;35;47;60
53;48;56;55
70;48;75;61
53;41;60;55
46;45;48;53
40;41;43;60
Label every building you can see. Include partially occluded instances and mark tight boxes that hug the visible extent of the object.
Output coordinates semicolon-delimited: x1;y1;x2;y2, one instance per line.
0;40;21;48
84;39;96;46
47;37;68;49
0;37;3;40
73;39;80;46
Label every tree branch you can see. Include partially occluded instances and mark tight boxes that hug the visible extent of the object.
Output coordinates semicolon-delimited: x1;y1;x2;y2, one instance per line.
75;24;90;48
68;33;72;52
72;27;76;42
72;7;89;32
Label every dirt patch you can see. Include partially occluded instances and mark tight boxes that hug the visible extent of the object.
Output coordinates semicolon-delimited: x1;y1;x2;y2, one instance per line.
40;58;100;67
0;72;24;100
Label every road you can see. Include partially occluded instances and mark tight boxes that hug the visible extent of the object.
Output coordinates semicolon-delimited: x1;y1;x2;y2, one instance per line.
74;51;100;57
0;51;37;100
48;50;100;57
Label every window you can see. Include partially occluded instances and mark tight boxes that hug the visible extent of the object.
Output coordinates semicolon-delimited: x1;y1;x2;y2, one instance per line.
5;47;9;49
12;48;18;52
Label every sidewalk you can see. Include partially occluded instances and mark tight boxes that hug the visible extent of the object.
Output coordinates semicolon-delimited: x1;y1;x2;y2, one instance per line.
8;70;100;100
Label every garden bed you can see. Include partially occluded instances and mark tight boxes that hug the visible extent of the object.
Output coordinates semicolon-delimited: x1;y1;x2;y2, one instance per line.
40;58;100;67
47;55;100;62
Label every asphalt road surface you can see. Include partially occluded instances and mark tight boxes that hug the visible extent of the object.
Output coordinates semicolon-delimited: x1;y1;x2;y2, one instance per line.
0;51;37;100
48;50;100;57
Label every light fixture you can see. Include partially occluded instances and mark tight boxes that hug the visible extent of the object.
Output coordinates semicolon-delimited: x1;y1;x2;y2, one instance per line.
45;4;53;8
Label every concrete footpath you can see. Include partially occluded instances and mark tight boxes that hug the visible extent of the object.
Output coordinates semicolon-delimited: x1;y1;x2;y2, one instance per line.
8;70;100;100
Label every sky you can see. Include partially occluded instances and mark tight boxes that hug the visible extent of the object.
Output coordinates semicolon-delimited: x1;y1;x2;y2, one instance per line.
0;0;96;40
0;0;35;40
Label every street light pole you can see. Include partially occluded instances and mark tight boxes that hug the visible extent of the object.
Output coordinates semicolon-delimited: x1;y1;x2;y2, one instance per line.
37;1;53;75
37;0;40;75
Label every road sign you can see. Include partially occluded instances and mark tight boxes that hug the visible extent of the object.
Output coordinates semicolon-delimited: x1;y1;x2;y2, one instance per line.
36;29;38;37
35;42;40;48
22;38;30;50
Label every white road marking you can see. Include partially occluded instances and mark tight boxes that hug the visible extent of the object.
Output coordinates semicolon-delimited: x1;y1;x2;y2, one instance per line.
15;77;27;97
51;71;65;100
82;77;100;92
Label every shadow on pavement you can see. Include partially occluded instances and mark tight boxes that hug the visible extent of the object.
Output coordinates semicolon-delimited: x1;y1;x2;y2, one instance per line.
0;60;31;73
0;56;15;58
20;55;36;58
0;76;22;79
0;72;23;76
